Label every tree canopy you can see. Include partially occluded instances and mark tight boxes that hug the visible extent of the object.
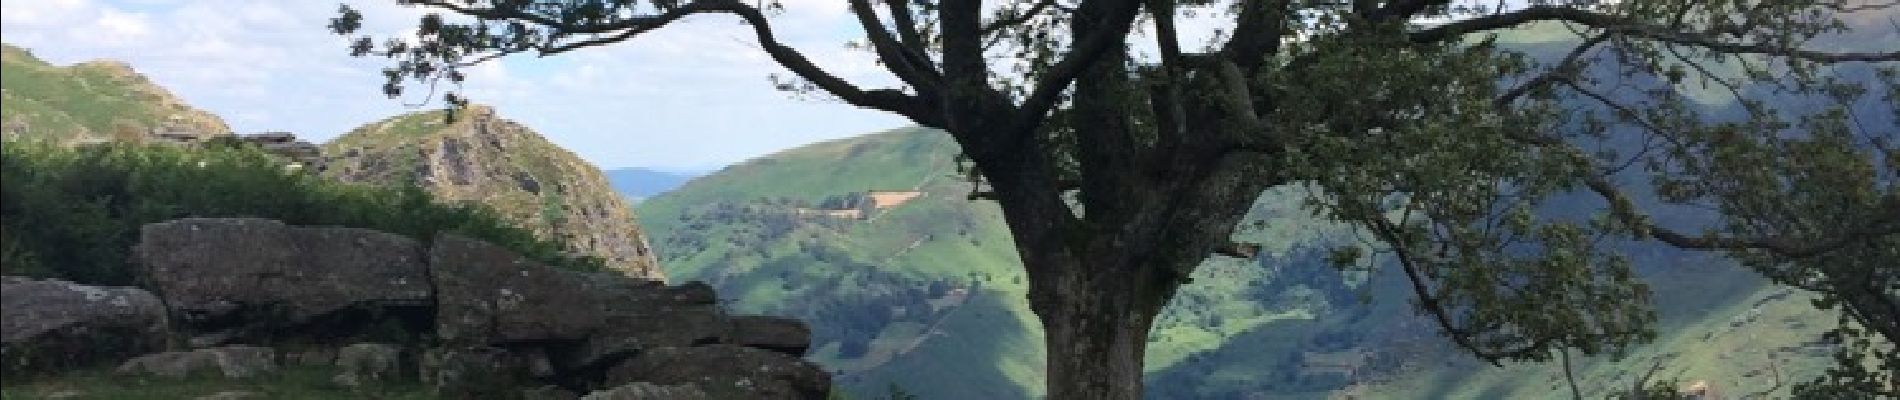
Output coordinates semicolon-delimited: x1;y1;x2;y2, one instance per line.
332;1;1899;398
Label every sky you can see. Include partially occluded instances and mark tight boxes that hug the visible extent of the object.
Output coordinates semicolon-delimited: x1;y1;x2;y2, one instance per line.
0;0;1543;171
0;0;914;172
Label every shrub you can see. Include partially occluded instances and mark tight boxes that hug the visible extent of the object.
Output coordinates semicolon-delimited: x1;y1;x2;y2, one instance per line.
0;139;604;286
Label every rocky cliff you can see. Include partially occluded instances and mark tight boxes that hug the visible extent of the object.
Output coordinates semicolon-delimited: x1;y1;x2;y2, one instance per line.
321;105;664;281
0;44;230;144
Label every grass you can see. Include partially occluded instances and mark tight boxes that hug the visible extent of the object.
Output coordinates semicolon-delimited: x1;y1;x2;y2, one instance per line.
642;127;1855;400
0;365;432;400
0;44;226;143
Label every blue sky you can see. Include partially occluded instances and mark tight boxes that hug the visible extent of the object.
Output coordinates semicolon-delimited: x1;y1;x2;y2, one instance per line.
0;0;1549;171
0;0;913;171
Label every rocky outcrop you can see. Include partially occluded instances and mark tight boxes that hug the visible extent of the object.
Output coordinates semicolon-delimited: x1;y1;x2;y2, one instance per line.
131;218;432;345
728;316;815;357
114;345;278;379
322;105;664;281
603;345;830;400
0;276;169;375
0;217;826;399
582;382;709;400
332;343;403;387
429;235;605;345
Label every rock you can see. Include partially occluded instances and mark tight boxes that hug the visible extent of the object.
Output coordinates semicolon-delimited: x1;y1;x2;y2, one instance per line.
547;276;727;373
321;105;665;281
727;316;812;356
420;346;526;399
1;276;168;376
284;348;337;367
668;282;717;305
603;345;828;400
132;219;432;340
115;345;278;379
332;343;403;387
581;382;709;400
522;385;582;400
195;391;262;400
429;235;607;345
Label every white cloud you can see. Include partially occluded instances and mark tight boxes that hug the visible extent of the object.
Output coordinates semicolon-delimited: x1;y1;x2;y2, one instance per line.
1;0;910;170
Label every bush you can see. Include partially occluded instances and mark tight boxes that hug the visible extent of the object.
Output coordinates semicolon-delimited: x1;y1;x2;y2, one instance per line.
0;139;604;286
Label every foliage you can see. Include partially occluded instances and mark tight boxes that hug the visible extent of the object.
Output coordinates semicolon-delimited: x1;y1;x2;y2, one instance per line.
0;139;604;286
336;1;1898;398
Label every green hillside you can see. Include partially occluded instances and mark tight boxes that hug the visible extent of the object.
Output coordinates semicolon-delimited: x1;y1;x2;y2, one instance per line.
0;44;229;143
639;127;1841;399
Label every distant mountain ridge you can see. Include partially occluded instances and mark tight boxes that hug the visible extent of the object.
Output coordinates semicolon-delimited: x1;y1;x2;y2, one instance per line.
605;167;704;203
321;105;666;281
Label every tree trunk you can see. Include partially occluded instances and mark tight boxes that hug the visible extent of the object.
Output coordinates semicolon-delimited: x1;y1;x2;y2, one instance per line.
1040;296;1156;400
1026;250;1179;400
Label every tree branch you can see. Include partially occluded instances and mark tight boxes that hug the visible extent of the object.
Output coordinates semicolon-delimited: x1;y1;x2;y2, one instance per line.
1016;0;1144;127
886;0;929;54
982;0;1062;37
1411;6;1900;63
1502;127;1900;260
1221;0;1292;74
1493;33;1610;108
414;0;935;123
848;0;944;98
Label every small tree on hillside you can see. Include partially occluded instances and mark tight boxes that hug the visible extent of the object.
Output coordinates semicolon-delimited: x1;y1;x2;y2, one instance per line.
332;1;1899;398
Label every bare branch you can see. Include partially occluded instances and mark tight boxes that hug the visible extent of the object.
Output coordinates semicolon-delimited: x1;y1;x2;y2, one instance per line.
848;0;944;97
886;0;929;54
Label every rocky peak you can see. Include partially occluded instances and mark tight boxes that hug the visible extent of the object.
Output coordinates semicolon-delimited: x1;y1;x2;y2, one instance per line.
321;105;665;281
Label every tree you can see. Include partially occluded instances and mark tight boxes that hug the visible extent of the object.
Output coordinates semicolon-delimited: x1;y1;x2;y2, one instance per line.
331;1;1900;398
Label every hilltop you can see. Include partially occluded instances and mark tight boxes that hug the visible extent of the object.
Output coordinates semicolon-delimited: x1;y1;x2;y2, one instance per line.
321;105;665;281
0;44;229;144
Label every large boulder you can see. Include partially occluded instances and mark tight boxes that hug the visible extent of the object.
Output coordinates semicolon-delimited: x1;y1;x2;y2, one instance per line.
332;342;404;387
547;276;727;373
603;345;829;400
132;218;432;341
1;276;168;376
428;235;607;345
582;382;709;400
420;346;528;400
726;316;812;356
114;345;278;379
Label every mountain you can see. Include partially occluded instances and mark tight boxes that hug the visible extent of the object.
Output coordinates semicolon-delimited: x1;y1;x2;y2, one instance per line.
0;44;230;144
605;167;703;203
321;105;666;281
638;126;1840;399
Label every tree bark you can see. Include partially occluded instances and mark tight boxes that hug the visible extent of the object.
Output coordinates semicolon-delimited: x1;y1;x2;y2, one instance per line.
1028;251;1176;400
